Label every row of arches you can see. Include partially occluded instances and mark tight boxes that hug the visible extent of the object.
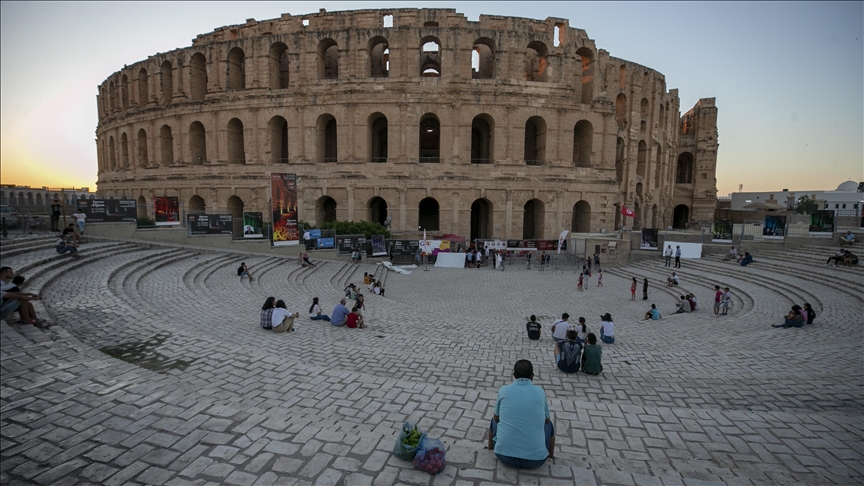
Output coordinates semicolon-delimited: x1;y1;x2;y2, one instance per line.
0;192;94;207
102;37;597;116
614;93;668;133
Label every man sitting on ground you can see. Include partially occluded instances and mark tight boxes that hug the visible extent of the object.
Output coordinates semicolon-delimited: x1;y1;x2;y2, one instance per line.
331;298;351;326
644;304;661;320
0;267;45;325
840;231;856;246
487;359;555;469
666;272;679;287
55;234;81;258
237;262;254;281
525;315;541;340
827;249;846;266
674;295;691;314
62;223;80;244
723;246;738;261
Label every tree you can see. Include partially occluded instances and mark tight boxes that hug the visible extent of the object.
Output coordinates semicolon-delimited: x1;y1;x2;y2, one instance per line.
794;195;819;215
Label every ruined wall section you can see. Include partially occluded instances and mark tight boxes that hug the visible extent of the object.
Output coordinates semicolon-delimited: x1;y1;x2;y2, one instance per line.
675;98;719;228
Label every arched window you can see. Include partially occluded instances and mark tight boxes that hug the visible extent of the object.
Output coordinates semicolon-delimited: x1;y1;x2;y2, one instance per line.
369;37;389;77
573;120;593;167
160;125;174;165
524;116;546;165
658;103;665;130
190;121;207;164
121;74;129;109
188;195;206;213
109;136;117;170
636;182;643;197
316;196;337;223
619;65;626;90
637;140;647;177
369;197;388;226
316;115;337;163
673;205;689;229
471;115;494;164
615;94;627;129
576;47;594;104
419;114;440;163
137;196;147;219
615;137;625;181
227;47;246;90
227;195;244;218
676;152;694;183
161;61;173;104
269;43;290;89
420;37;441;77
120;132;129;169
317;39;339;79
653;143;662;188
571;201;591;233
108;81;116;111
269;116;288;163
137;68;148;105
524;42;548;82
472;38;494;79
418;197;440;231
368;113;388;162
522;199;545;239
641;98;649;120
137;129;148;168
227;118;246;164
190;53;207;101
35;193;43;206
470;198;492;241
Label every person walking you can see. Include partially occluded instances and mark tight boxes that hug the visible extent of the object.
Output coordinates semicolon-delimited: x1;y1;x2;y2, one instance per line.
664;245;673;267
630;277;637;301
642;278;649;300
674;245;682;268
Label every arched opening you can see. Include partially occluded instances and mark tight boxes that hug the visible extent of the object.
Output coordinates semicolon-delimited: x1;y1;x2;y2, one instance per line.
418;197;440;231
317;39;339;79
423;21;438;27
653;143;662;188
470;198;492;241
269;42;290;89
419;114;440;163
227;195;244;218
160;61;173;104
615;93;627;129
108;81;116;111
636;182;643;197
576;47;594;104
571;201;591;233
524;116;546;165
640;98;649;119
35;193;42;207
188;195;206;213
676;152;694;183
138;68;149;105
472;38;494;79
471;115;493;164
190;53;207;101
137;129;148;168
190;121;207;165
109;136;117;170
615;137;625;181
634;201;642;230
619;65;626;90
659;104;666;129
269;116;288;163
227;47;246;90
651;204;658;229
121;74;129;109
368;113;388;162
522;199;545;239
673;205;689;229
637;140;647;177
369;197;388;226
640;121;647;135
369;37;389;77
120;132;129;169
317;114;337;163
227;118;245;164
420;37;441;77
573;120;593;167
316;196;337;224
160;125;174;165
524;42;548;82
137;196;147;219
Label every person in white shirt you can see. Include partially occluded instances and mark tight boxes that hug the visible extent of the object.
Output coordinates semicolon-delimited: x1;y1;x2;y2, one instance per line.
308;297;330;321
72;209;87;236
666;272;679;287
664;245;673;267
550;313;571;363
271;300;299;333
599;313;615;344
723;246;738;261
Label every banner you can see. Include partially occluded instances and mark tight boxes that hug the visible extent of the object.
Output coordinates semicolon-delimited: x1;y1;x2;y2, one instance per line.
417;239;453;256
505;239;564;251
271;173;299;246
77;199;137;223
621;205;636;218
763;215;786;237
187;214;233;235
336;235;366;255
809;210;834;233
640;228;659;250
558;230;569;254
243;212;264;238
154;196;180;225
371;235;387;256
316;237;335;249
388;239;420;256
482;239;507;250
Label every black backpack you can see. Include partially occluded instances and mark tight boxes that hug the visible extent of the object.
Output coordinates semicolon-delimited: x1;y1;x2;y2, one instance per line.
237;266;244;276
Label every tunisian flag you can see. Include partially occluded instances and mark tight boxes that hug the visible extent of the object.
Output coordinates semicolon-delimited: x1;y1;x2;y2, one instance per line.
621;205;636;218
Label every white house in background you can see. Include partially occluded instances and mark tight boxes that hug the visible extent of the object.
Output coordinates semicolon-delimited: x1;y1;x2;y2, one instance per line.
729;181;864;214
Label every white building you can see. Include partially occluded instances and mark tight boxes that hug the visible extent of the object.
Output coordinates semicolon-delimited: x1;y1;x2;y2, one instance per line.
729;181;863;214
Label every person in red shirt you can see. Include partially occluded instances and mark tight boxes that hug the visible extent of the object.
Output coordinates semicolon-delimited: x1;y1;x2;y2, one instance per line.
346;305;366;329
713;285;723;316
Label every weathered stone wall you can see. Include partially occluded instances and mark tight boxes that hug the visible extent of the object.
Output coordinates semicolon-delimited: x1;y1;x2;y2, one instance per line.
95;8;718;240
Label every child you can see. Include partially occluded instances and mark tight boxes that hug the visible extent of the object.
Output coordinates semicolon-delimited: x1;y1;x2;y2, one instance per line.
630;278;637;301
577;273;584;291
597;269;603;287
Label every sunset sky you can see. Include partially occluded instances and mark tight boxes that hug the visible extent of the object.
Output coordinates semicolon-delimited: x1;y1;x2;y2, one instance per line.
1;1;861;195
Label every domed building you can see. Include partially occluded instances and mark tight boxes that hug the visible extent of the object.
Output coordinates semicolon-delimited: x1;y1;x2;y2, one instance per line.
94;8;719;239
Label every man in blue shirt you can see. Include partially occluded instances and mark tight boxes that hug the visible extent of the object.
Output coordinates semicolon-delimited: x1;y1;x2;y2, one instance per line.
330;298;350;326
487;360;555;469
643;303;661;320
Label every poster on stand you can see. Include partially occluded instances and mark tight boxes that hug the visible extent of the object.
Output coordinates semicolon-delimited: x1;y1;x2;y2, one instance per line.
187;214;233;235
271;173;299;246
371;235;387;256
77;199;137;223
763;215;786;237
640;228;659;249
242;212;264;238
809;210;834;233
154;196;180;225
336;235;367;255
505;239;564;251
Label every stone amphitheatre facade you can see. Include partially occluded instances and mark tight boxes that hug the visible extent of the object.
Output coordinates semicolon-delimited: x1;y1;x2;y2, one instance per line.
95;8;719;240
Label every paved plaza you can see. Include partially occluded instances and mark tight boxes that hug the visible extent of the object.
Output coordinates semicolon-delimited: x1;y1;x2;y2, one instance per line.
1;235;862;486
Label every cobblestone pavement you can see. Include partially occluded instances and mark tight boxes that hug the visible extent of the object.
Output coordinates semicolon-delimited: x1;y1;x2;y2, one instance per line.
1;235;862;485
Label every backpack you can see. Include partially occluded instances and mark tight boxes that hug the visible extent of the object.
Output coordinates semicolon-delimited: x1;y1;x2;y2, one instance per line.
237;266;244;276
